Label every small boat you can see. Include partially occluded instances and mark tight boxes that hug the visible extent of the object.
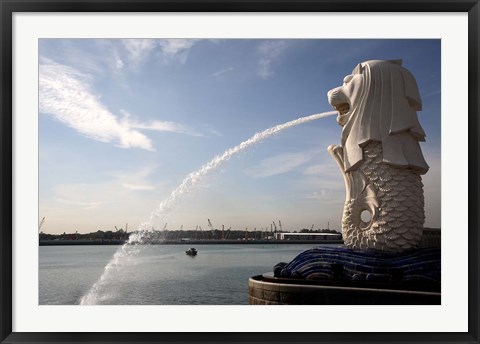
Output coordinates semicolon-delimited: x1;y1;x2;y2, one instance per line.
186;248;197;256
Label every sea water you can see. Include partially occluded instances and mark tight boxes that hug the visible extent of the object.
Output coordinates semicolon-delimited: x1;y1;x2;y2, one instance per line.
39;244;338;305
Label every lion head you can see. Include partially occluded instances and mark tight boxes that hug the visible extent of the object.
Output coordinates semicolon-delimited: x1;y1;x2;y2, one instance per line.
327;59;429;174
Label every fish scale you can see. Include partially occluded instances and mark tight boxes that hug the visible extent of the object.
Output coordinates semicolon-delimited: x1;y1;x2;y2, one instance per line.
341;142;425;252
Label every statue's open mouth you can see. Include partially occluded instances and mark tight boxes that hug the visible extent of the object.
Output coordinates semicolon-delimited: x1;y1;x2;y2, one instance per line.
335;103;350;116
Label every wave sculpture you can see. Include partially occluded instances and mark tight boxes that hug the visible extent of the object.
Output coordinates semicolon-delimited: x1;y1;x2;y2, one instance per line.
273;246;440;290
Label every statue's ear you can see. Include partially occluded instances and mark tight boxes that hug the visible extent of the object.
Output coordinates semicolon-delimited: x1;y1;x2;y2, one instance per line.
388;59;403;66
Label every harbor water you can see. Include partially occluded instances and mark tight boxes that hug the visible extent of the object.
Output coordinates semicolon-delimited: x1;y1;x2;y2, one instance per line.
39;243;339;305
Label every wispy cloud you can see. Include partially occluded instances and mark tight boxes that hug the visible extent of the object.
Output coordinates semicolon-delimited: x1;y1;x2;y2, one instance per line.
120;39;200;66
257;41;288;79
113;49;125;70
213;67;234;80
39;59;202;150
303;163;341;177
120;110;202;137
423;89;441;98
158;39;199;64
305;190;339;201
294;160;345;202
52;164;160;215
39;59;155;151
122;183;156;191
91;39;125;73
112;164;161;192
56;198;104;210
200;124;223;137
244;152;312;178
131;120;189;133
121;39;157;66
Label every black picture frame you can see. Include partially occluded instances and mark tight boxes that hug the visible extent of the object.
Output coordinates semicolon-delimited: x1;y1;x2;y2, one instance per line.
1;1;478;343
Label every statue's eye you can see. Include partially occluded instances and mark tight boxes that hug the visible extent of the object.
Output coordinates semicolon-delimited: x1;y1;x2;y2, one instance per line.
343;75;353;86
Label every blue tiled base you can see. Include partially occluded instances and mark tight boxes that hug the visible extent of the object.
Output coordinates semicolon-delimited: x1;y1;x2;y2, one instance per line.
273;246;440;292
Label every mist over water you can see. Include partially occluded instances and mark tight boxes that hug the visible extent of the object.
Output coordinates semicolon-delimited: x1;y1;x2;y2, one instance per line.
79;110;337;305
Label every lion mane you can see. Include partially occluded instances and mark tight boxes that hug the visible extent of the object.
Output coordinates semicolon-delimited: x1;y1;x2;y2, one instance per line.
338;59;429;174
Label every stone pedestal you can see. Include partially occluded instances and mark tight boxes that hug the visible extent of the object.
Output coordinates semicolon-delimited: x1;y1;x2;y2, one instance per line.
249;273;440;305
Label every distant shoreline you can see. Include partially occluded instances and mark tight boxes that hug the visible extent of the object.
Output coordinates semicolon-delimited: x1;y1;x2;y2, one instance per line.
39;239;344;246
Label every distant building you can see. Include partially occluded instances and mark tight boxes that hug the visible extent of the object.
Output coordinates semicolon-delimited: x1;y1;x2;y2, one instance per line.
274;232;342;241
420;228;441;247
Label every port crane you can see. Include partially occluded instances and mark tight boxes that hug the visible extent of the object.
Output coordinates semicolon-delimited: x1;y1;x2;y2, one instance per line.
38;217;45;232
311;224;315;231
278;220;283;232
208;219;215;239
272;221;277;232
115;223;128;232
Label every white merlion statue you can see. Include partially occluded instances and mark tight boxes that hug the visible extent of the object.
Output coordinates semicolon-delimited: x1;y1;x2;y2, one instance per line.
327;59;429;252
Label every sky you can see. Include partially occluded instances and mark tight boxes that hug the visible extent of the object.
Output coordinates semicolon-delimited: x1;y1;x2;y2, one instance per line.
39;39;441;234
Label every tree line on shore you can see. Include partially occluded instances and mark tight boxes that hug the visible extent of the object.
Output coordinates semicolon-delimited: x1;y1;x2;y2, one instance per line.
39;227;341;242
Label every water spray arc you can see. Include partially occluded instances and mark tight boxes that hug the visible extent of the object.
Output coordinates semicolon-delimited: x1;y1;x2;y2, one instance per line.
135;110;338;236
79;110;337;305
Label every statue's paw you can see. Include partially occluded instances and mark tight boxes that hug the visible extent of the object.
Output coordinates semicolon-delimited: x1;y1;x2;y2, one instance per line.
328;144;344;156
327;144;338;152
328;145;345;170
328;144;343;155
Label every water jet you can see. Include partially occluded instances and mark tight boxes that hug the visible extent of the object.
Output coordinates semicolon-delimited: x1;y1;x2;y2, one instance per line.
80;110;338;305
